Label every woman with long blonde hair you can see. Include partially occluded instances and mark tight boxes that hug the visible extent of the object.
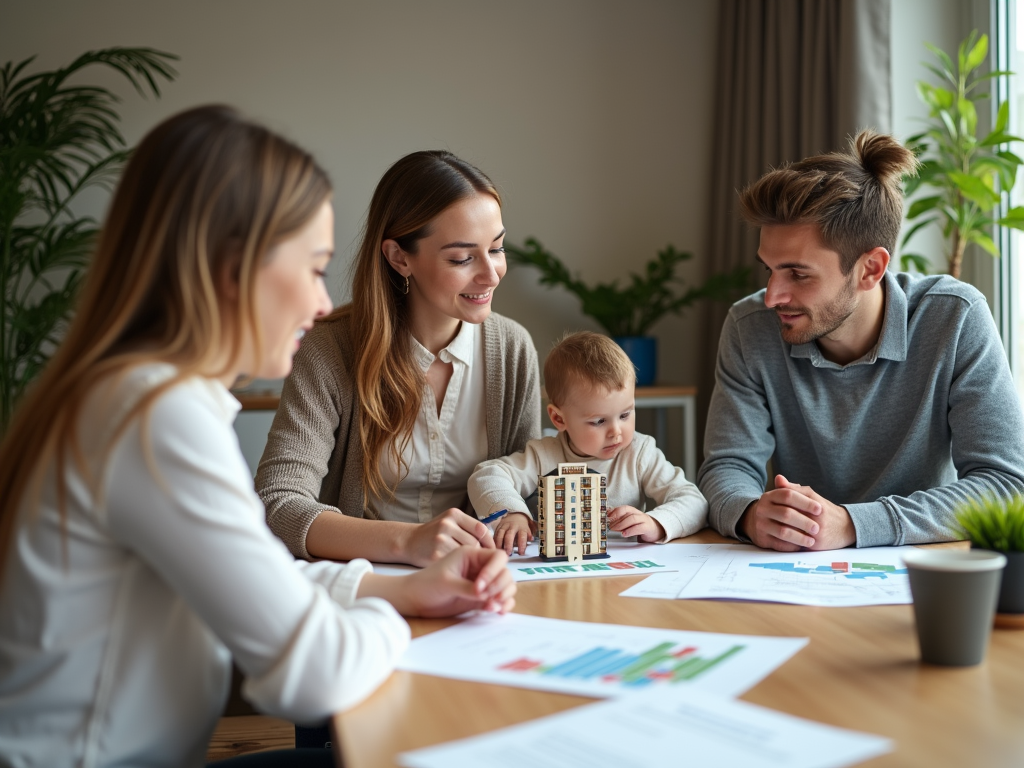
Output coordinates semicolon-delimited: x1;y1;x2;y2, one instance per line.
257;151;540;566
0;106;515;768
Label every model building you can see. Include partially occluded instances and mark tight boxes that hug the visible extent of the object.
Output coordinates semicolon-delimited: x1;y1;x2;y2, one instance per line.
536;462;609;562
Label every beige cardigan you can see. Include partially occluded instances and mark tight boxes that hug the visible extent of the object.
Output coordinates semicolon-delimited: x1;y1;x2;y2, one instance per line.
256;312;541;559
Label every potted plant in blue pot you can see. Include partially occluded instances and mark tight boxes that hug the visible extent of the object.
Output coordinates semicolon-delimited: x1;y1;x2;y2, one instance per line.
953;494;1024;626
506;239;750;386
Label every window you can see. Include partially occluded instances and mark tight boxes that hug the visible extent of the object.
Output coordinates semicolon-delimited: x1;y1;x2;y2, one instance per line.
996;0;1024;399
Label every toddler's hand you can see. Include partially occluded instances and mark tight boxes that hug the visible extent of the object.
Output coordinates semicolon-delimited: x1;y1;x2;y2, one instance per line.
492;511;534;556
607;505;666;543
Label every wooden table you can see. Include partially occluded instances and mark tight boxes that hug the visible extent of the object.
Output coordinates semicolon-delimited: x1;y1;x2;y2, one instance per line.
233;390;281;411
332;531;1024;767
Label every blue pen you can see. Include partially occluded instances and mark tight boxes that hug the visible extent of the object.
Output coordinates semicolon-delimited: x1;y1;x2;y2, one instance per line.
480;509;508;525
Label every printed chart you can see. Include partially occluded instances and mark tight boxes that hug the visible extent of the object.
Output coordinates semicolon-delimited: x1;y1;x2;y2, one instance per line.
497;639;746;687
506;540;725;582
749;560;907;579
399;687;892;768
397;612;807;698
366;541;728;582
674;546;916;607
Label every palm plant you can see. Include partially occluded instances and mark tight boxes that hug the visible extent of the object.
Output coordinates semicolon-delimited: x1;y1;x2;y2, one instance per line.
0;47;177;430
901;31;1024;278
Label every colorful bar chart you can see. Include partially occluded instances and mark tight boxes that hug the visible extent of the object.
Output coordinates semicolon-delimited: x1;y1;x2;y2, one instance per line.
749;561;908;580
497;641;746;687
398;613;808;698
670;546;916;606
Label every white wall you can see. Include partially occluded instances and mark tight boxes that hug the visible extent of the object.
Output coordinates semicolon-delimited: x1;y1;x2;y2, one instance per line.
0;0;719;388
12;2;990;467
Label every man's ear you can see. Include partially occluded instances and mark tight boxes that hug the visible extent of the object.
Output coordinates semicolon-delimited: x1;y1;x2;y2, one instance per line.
547;403;567;431
857;247;890;290
382;240;411;277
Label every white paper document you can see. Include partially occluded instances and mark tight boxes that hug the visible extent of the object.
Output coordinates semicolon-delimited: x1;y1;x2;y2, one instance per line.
396;612;806;699
615;543;745;598
366;540;731;582
398;686;892;768
619;569;705;599
366;562;418;577
672;546;914;607
505;540;730;582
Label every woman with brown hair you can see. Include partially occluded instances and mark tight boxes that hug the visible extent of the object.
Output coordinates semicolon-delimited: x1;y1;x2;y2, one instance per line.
257;151;541;566
0;106;515;768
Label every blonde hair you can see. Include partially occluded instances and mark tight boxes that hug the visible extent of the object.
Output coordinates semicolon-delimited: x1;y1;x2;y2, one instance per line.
738;130;919;273
544;331;636;407
327;151;500;513
0;104;331;570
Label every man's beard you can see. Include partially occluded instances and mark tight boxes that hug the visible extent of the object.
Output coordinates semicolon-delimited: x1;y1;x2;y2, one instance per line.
775;273;857;346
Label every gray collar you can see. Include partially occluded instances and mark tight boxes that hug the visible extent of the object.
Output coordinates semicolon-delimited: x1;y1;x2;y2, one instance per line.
788;271;906;369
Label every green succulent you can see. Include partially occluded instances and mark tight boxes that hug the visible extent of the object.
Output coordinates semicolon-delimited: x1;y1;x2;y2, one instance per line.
952;493;1024;551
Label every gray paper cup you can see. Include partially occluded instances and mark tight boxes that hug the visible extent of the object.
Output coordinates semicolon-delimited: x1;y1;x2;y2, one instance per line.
903;549;1006;666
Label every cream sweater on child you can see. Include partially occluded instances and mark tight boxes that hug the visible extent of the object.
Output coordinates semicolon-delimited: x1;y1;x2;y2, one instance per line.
468;431;708;542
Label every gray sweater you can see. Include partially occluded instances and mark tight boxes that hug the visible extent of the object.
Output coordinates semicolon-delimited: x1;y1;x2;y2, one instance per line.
256;312;541;559
698;271;1024;547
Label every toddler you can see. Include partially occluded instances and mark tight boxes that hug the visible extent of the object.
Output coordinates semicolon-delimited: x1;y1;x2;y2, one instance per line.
468;331;708;554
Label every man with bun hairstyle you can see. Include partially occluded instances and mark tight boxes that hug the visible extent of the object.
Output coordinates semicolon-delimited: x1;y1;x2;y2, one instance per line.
698;129;1024;551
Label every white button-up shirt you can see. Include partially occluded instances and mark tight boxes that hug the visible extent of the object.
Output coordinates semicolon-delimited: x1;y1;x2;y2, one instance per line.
0;364;409;767
381;321;488;522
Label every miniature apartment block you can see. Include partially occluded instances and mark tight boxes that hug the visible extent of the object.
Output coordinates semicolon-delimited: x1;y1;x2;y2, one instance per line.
536;462;609;562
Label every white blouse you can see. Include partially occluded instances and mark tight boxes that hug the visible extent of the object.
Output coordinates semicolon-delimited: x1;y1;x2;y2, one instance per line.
381;321;488;522
0;364;410;768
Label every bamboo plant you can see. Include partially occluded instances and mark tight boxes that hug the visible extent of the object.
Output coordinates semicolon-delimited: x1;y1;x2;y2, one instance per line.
0;47;177;430
901;31;1024;278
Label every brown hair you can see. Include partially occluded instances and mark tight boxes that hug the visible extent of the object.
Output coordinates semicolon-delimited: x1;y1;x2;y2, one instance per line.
544;331;636;407
329;151;500;512
738;130;918;273
0;104;331;570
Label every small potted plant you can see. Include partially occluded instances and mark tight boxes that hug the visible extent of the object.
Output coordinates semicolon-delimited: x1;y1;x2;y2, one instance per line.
506;238;750;385
953;494;1024;622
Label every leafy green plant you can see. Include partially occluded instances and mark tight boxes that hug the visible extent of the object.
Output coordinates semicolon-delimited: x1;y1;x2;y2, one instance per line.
0;47;177;429
953;494;1024;552
901;30;1024;278
505;238;751;337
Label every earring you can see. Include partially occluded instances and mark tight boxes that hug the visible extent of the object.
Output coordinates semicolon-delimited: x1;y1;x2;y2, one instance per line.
403;276;410;295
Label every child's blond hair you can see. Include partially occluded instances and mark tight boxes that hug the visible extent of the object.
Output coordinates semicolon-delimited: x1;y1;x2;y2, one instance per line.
544;331;636;407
